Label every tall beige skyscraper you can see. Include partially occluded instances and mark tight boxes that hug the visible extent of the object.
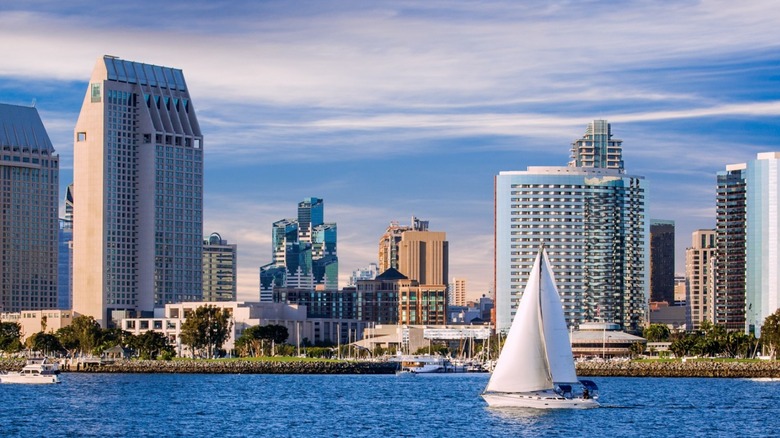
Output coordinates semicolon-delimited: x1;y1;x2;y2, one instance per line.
685;229;716;330
378;217;448;286
73;56;203;326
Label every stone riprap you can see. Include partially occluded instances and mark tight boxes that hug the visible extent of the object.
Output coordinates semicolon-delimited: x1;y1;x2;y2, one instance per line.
61;359;399;374
576;360;780;378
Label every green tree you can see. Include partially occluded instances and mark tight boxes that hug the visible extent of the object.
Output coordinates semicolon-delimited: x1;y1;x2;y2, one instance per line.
57;315;102;356
0;321;23;355
669;333;697;358
25;332;64;355
180;305;233;359
760;309;780;359
643;324;671;342
235;325;264;357
131;331;174;360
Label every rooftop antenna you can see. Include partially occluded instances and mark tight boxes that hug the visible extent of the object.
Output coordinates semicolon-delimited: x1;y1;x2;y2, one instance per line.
31;98;36;108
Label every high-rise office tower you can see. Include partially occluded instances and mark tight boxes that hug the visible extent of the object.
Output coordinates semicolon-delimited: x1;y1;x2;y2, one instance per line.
73;56;204;326
378;217;429;273
650;219;675;304
259;197;338;300
715;163;747;331
0;103;60;313
202;232;237;302
397;229;448;286
569;119;624;171
58;184;74;310
685;229;716;330
745;153;780;335
495;121;648;333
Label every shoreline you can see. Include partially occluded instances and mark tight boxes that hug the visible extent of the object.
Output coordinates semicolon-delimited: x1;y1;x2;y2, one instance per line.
576;360;780;378
3;358;780;377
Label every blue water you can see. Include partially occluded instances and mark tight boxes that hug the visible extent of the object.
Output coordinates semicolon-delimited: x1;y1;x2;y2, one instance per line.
1;373;779;437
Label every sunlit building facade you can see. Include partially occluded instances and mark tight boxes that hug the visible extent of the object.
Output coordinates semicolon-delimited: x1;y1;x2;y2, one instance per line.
73;56;204;326
495;166;648;334
685;229;716;330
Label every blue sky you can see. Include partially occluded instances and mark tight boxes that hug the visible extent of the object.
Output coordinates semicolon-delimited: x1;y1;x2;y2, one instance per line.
2;1;780;300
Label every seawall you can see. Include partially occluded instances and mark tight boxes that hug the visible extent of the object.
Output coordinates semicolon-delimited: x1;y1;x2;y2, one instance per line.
576;360;780;378
1;358;398;374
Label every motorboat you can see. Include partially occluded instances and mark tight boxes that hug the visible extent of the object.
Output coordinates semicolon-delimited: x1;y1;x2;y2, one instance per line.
392;355;451;373
0;358;61;384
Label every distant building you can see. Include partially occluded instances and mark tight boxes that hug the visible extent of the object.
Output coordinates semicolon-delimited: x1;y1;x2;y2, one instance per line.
673;276;687;305
73;56;204;327
274;268;447;326
649;301;686;330
348;263;378;287
259;197;338;301
58;184;74;310
450;278;467;306
378;217;448;287
0;103;60;313
378;217;428;273
686;229;716;330
650;220;675;304
202;232;237;302
570;322;646;358
716;163;747;331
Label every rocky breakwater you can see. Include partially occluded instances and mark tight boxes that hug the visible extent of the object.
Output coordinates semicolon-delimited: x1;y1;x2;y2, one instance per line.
577;360;780;378
77;359;399;375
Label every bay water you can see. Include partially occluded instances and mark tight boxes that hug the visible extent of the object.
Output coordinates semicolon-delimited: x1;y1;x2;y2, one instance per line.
1;373;779;437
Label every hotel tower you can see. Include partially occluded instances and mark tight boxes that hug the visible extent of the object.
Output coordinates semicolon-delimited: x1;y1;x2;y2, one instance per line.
73;56;203;326
0;103;60;313
494;120;649;333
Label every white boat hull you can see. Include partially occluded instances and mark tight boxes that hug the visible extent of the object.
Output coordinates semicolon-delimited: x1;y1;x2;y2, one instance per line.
0;373;61;384
482;392;599;409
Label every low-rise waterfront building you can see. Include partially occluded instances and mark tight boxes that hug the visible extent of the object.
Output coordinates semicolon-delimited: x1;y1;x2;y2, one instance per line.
120;301;367;356
1;309;74;341
570;322;646;358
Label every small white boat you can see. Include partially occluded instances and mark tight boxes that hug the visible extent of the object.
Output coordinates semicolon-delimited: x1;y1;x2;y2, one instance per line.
0;358;61;384
393;355;450;373
482;247;599;409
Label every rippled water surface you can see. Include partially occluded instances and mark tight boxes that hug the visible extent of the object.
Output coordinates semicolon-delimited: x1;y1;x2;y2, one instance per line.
1;373;779;437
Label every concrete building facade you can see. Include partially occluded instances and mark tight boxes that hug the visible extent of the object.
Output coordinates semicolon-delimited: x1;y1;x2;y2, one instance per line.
716;163;747;331
685;229;716;330
0;103;60;313
73;56;204;326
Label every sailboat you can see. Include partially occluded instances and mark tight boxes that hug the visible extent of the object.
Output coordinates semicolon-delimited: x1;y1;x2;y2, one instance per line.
482;247;599;409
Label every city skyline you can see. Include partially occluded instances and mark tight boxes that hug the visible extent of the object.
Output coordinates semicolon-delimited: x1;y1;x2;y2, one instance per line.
2;1;780;300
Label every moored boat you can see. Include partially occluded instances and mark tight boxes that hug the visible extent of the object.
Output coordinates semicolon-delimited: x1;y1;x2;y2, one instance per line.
0;358;61;384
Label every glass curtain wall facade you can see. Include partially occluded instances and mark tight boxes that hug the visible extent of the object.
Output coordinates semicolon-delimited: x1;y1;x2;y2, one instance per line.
495;167;648;333
650;219;675;303
715;164;747;331
745;153;780;336
73;56;203;326
0;103;59;313
259;198;338;301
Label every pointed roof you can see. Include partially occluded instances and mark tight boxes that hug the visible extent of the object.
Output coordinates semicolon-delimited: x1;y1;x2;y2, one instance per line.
375;268;408;281
0;103;54;153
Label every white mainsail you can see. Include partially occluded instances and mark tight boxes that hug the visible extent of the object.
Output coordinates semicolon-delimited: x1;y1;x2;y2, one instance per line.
485;248;578;394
